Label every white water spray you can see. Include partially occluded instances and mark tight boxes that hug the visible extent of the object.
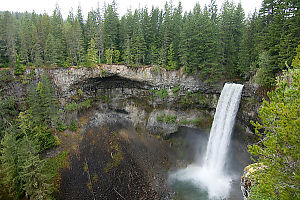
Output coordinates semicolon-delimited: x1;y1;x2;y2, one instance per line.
170;83;244;199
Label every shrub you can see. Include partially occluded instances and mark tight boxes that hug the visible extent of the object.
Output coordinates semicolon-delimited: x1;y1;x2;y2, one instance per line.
56;121;67;132
65;102;79;112
100;95;110;103
80;99;92;109
65;99;93;112
151;88;169;99
171;86;180;95
69;120;78;131
156;113;177;124
165;115;177;124
156;113;165;122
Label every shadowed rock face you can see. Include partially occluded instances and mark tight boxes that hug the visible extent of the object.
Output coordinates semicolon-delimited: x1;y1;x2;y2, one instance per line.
84;75;153;90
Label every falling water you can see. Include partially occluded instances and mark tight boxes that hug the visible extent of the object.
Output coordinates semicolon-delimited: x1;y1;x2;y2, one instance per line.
170;83;244;199
204;83;244;173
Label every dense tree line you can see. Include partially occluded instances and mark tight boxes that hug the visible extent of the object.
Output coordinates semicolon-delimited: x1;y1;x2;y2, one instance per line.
0;0;299;85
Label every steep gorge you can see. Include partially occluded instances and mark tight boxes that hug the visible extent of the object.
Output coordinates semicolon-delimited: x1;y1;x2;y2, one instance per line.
0;65;261;199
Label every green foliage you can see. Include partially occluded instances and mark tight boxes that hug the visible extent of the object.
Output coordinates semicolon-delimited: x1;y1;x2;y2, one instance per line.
28;73;59;128
103;2;120;55
112;131;118;137
18;111;59;151
1;130;54;199
113;49;120;63
0;129;23;198
78;89;83;96
151;65;162;74
180;91;209;105
165;115;177;124
56;120;67;132
156;112;177;124
69;120;78;131
18;135;53;199
100;95;110;103
151;88;169;99
65;102;79;112
43;151;69;182
65;99;93;112
166;43;178;70
0;96;18;137
156;113;165;122
85;38;98;67
104;48;120;64
248;68;300;199
0;70;13;83
104;48;113;64
45;33;62;67
292;45;300;68
253;52;276;87
171;86;180;96
80;99;92;109
14;64;25;76
0;0;298;85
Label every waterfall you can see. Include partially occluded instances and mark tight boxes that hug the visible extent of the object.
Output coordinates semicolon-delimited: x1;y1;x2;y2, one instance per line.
170;83;244;199
204;83;244;173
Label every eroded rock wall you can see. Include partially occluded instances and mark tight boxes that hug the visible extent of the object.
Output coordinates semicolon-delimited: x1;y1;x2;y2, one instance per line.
1;65;261;136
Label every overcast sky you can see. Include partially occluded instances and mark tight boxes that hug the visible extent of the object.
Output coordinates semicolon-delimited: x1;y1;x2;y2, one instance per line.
1;0;263;18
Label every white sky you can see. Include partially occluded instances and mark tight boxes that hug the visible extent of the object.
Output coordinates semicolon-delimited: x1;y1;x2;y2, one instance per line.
0;0;263;18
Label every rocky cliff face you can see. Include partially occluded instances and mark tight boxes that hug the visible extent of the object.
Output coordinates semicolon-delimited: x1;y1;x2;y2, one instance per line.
2;65;261;137
241;163;267;200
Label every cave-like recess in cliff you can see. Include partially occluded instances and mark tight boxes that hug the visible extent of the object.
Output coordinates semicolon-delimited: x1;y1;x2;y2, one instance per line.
81;75;153;91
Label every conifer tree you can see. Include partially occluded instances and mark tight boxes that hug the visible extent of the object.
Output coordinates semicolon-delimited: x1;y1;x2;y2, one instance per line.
0;128;23;198
105;48;113;64
95;4;104;63
132;24;146;65
103;1;120;51
31;24;43;67
167;43;177;70
124;37;133;66
49;5;66;66
148;7;161;63
219;1;245;78
3;12;17;68
73;18;85;65
86;38;98;67
28;73;58;127
178;13;191;73
18;135;53;200
64;12;76;66
248;67;300;199
45;33;59;66
19;12;32;65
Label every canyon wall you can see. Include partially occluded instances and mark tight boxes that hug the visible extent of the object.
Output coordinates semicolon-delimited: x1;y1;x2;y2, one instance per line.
2;65;262;137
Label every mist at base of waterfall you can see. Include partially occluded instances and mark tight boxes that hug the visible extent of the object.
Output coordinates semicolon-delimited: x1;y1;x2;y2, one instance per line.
168;125;251;200
169;164;232;199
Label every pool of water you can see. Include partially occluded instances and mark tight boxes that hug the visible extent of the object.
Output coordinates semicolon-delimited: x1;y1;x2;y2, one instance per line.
168;124;251;200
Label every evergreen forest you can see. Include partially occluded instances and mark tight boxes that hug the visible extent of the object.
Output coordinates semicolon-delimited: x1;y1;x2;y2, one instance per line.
0;0;299;86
